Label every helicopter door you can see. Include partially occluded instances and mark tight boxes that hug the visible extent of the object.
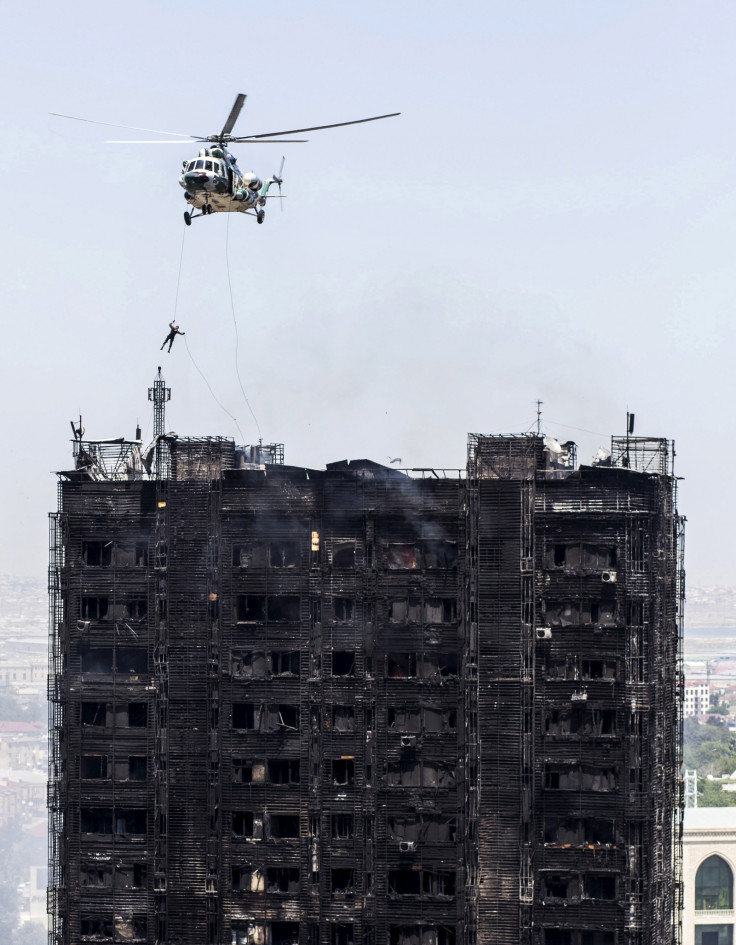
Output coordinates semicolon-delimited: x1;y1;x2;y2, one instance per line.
227;163;234;196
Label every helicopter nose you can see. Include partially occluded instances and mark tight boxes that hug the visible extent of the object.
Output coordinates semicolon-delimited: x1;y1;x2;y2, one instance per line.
183;171;207;190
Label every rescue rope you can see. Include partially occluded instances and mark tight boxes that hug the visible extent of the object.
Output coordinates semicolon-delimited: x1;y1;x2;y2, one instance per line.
172;222;248;444
173;227;186;321
183;336;247;444
225;213;262;438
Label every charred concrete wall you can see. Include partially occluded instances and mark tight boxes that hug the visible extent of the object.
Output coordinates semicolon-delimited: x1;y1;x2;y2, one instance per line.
49;434;682;945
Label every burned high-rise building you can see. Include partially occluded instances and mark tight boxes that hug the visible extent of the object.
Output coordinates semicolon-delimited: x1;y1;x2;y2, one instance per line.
49;372;684;945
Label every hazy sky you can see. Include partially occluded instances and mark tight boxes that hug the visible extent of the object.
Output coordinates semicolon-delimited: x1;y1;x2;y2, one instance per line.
2;1;735;585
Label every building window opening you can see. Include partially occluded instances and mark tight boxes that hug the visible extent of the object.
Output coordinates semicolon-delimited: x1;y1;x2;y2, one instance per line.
116;648;147;674
389;926;455;945
232;811;254;837
268;596;301;622
581;660;617;681
80;648;113;674
332;925;355;945
233;758;265;783
388;598;422;623
270;922;299;945
81;596;109;620
267;867;299;893
542;934;615;945
81;755;108;779
124;756;147;781
423;540;458;569
424;598;457;624
332;814;354;839
332;542;356;568
233;651;268;678
332;759;355;786
81;809;113;834
388;708;421;732
80;866;113;887
233;543;268;568
127;702;147;727
270;814;299;838
232;923;267;944
81;701;108;726
272;651;300;676
332;706;355;732
544;765;617;792
543;874;576;899
236;595;266;621
115;809;146;835
82;541;112;567
544;818;615;846
233;704;254;730
387;544;418;570
332;652;356;677
270;541;300;567
80;916;114;938
333;598;355;622
696;855;734;910
332;868;355;895
423;708;456;733
231;866;250;891
423;871;455;897
122;598;147;620
583;874;616;900
268;760;300;784
388;654;417;678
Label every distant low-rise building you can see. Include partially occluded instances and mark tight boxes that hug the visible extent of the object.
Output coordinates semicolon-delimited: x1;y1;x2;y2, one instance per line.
686;679;711;718
0;659;46;689
0;769;46;826
683;807;736;944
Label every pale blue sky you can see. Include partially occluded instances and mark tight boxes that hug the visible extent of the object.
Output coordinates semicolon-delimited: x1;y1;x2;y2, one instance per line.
2;1;735;584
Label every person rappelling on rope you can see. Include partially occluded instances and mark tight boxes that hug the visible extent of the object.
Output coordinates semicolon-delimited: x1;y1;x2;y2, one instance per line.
160;320;185;353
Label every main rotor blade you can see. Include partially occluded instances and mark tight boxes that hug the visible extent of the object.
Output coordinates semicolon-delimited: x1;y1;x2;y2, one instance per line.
106;139;199;144
105;139;306;144
221;93;246;138
237;111;400;140
50;112;195;138
226;138;308;144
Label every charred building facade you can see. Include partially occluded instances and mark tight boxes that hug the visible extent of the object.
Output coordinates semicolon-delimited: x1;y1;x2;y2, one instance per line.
48;385;684;945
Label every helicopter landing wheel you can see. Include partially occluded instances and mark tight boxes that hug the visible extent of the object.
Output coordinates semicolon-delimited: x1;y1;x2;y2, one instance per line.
184;212;192;226
257;211;265;224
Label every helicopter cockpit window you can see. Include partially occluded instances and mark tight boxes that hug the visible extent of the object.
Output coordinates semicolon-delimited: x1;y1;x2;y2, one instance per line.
205;160;213;171
196;160;204;169
187;162;195;171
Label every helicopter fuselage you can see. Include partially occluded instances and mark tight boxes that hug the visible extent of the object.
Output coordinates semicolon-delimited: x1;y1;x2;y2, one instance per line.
178;145;269;214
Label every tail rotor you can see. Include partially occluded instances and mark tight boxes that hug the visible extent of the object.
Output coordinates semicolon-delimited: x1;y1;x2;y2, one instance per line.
273;155;285;211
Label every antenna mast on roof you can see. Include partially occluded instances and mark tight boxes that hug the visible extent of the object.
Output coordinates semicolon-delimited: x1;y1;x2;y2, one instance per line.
536;400;543;436
148;367;171;479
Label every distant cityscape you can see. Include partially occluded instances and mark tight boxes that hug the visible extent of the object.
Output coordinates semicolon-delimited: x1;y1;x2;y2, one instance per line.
0;574;52;935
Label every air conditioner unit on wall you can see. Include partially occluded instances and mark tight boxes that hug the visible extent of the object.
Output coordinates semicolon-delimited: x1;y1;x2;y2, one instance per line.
399;841;416;852
602;571;617;583
536;627;552;640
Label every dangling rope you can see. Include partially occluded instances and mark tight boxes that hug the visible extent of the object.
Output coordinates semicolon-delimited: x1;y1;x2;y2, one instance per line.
171;220;247;444
225;212;262;438
173;227;186;321
184;336;247;444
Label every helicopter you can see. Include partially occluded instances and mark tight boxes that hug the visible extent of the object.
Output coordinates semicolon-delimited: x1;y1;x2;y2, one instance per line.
51;94;399;226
